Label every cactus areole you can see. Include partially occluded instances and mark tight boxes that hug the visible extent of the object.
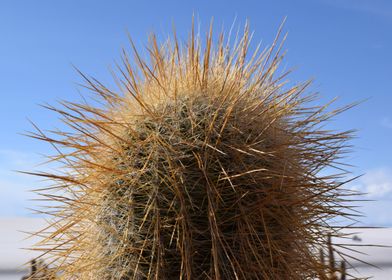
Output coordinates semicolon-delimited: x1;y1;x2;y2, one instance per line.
29;21;359;279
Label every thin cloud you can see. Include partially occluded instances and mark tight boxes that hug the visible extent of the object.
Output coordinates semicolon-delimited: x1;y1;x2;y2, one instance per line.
352;167;392;198
381;117;392;129
320;0;392;19
0;149;40;168
0;149;56;217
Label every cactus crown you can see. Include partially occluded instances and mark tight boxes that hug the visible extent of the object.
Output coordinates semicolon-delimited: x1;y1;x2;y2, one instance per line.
29;21;360;279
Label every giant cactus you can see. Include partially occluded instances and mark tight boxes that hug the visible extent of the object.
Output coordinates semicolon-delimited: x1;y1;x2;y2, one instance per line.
28;21;361;279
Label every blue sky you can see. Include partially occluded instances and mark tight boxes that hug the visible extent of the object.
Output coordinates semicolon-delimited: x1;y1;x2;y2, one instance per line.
0;0;391;225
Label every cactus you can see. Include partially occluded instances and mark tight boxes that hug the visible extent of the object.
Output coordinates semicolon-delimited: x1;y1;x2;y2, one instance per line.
319;234;348;280
341;260;347;280
21;259;56;280
328;234;337;279
28;21;362;279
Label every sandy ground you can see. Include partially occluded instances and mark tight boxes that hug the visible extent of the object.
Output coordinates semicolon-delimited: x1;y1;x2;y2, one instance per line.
1;217;391;279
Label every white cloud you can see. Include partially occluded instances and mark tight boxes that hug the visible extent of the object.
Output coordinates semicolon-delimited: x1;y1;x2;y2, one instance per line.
344;167;392;226
352;168;392;198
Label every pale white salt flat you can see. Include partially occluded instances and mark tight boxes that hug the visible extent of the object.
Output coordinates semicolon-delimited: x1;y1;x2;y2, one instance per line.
0;217;46;270
1;218;391;279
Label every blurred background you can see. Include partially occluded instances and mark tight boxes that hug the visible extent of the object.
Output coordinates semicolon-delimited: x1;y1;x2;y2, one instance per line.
0;0;391;279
